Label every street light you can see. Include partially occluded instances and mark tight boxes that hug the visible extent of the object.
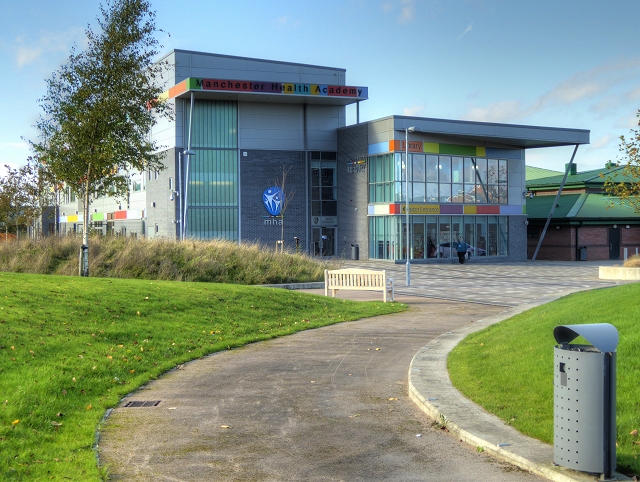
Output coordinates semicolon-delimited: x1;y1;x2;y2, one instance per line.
180;149;195;240
405;126;415;286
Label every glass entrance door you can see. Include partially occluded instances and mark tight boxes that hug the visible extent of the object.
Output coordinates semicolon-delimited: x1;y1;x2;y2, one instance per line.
312;227;336;257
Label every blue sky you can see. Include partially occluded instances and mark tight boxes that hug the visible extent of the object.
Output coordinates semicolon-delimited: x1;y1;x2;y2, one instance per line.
1;0;639;177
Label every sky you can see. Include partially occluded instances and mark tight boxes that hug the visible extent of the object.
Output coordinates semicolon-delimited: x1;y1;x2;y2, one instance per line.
1;0;640;177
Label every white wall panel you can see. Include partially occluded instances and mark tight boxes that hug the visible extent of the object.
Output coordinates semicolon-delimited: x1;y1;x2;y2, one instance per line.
239;102;303;150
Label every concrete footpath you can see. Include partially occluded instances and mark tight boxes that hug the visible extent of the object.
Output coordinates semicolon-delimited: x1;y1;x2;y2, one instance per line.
98;260;632;481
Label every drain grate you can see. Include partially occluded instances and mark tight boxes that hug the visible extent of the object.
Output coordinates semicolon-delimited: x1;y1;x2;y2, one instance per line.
124;400;161;408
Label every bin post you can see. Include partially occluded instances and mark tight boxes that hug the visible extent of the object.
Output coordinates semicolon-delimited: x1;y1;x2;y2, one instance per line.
553;324;618;479
351;244;359;260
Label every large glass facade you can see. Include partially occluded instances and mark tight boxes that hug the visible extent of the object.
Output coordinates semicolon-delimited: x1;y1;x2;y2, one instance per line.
370;153;509;204
369;215;509;260
185;100;238;240
368;152;510;260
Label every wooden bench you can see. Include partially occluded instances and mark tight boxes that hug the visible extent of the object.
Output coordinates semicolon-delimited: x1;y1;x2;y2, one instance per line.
324;269;394;302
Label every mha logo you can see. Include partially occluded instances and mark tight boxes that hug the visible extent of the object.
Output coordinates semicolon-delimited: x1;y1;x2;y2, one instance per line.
263;187;283;225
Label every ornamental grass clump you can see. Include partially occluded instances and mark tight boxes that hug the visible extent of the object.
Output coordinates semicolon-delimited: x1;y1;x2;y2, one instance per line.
0;236;338;284
623;254;640;267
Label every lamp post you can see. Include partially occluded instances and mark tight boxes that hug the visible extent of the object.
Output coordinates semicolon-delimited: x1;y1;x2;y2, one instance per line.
405;126;415;286
180;149;195;240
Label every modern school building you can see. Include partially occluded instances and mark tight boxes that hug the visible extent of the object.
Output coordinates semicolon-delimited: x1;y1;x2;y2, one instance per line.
57;50;589;262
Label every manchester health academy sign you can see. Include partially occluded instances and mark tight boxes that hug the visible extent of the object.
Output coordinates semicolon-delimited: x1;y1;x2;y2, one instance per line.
161;77;368;101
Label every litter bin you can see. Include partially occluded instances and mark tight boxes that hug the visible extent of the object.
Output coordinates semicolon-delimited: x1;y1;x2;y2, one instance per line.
553;323;618;479
351;244;359;260
579;246;587;261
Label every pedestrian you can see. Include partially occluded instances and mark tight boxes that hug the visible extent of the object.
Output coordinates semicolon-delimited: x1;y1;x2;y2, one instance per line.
455;236;469;264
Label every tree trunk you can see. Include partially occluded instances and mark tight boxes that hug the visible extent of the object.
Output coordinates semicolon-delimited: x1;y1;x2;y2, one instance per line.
80;176;90;277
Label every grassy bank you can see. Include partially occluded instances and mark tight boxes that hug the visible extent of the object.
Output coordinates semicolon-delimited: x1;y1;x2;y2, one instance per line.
448;284;640;476
0;272;405;480
0;236;338;284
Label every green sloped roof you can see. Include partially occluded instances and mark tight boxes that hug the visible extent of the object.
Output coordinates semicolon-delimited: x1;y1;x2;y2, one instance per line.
527;193;640;220
576;194;639;219
526;166;631;189
526;166;562;181
526;194;582;219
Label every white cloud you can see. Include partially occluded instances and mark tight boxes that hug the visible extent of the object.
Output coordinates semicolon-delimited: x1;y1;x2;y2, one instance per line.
13;28;83;68
463;100;525;123
463;58;640;123
382;0;416;23
613;113;640;129
457;21;474;41
403;105;425;116
398;0;415;23
628;86;640;101
590;134;615;150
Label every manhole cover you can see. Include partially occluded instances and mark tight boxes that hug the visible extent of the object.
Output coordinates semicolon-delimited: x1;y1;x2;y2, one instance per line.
124;400;161;408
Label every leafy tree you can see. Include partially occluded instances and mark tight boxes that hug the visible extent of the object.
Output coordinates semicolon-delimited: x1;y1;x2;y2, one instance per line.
0;160;47;238
31;0;171;275
604;109;640;211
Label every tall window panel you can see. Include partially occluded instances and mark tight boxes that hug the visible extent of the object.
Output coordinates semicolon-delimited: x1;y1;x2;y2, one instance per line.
189;208;238;241
185;99;238;240
187;100;237;148
189;150;238;207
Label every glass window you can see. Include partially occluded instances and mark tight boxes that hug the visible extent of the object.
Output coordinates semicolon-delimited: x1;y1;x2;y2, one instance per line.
451;157;464;183
499;216;508;255
413;219;425;259
438;216;451;258
439;156;451;183
426;183;438;202
476;216;487;254
322;201;337;216
395;181;403;202
439;183;451;203
426;216;438;258
451;184;464;202
499;159;508;183
413;154;425;182
452;216;463;246
412;182;425;202
395;153;404;182
488;216;498;256
426;155;438;182
474;158;487;185
464;158;475;183
488;159;499;184
464;216;476;252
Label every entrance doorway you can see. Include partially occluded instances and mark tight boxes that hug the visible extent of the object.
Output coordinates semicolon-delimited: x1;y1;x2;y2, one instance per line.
312;227;335;257
609;227;620;260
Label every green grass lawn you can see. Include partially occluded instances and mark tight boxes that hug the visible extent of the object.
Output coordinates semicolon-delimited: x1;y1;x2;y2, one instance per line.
448;283;640;476
0;272;405;481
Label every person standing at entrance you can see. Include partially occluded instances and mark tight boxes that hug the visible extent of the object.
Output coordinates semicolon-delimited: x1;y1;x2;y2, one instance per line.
455;236;469;264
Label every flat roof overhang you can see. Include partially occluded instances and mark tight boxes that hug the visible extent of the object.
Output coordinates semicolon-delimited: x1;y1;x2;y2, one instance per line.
172;89;364;106
393;116;590;149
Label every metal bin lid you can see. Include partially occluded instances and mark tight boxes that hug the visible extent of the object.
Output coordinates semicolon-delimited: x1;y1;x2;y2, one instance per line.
553;323;618;353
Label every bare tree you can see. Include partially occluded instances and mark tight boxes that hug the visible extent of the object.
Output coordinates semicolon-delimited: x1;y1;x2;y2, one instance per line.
270;165;295;252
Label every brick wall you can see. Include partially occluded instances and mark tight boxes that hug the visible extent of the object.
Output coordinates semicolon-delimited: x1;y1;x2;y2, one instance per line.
527;224;640;261
240;150;307;251
337;125;369;259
